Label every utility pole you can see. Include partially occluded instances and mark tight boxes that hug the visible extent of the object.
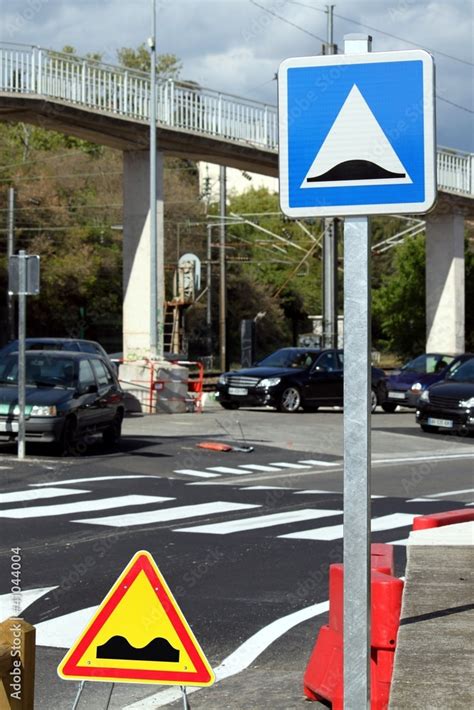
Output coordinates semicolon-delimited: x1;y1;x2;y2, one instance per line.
219;166;227;371
322;4;338;348
7;187;15;341
206;223;212;356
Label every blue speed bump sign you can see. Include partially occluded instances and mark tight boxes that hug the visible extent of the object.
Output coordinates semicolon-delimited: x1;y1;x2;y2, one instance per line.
278;50;436;217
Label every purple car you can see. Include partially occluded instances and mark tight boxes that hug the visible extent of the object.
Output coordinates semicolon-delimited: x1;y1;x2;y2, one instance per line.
382;353;473;412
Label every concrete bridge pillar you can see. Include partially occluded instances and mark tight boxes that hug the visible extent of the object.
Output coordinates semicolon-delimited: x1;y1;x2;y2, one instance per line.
425;211;465;353
122;149;164;359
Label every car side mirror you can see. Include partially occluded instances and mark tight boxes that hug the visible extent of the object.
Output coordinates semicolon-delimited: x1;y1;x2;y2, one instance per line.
77;383;98;395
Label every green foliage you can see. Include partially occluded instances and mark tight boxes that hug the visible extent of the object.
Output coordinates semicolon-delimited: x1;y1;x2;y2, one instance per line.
116;44;182;80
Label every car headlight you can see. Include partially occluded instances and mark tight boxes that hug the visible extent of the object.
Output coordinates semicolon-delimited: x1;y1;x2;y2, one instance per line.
256;377;281;388
459;397;474;408
410;382;424;392
218;374;227;385
419;390;430;403
30;405;57;417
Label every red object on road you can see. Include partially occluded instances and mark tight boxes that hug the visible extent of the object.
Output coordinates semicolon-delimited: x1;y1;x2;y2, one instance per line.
196;441;233;452
412;509;474;530
303;544;404;709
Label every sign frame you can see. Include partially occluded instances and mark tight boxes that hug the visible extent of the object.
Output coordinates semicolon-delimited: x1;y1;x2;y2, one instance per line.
278;49;436;217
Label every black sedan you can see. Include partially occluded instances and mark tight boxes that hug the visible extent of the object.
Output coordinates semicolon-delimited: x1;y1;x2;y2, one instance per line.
416;357;474;434
216;348;387;413
0;350;125;453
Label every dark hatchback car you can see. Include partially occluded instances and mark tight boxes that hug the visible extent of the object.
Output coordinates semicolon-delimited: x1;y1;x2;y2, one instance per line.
404;353;474;408
216;348;387;413
0;351;125;453
383;352;456;412
416;357;474;434
0;337;110;359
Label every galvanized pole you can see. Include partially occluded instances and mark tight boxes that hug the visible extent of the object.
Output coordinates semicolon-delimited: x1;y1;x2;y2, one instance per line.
7;188;16;342
219;166;227;371
17;251;26;460
149;0;158;358
343;33;372;710
322;4;338;349
206;223;212;356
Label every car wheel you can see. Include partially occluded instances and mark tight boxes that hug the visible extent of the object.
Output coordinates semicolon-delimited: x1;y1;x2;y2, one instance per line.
278;386;301;413
371;389;378;413
103;411;123;447
219;402;240;410
302;405;319;413
59;416;85;456
421;424;438;433
381;403;398;413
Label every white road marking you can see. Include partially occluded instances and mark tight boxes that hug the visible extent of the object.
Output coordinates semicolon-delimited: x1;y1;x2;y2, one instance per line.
269;462;312;469
30;475;161;487
72;501;260;528
173;469;220;478
238;464;282;472
0;586;58;620
298;459;340;467
407;498;434;502
207;466;249;474
373;453;474;464
175;508;342;535
391;538;409;546
430;488;474;498
36;605;97;648
240;485;292;490
0;495;172;519
280;512;419;541
123;599;330;709
0;487;89;504
294;489;340;495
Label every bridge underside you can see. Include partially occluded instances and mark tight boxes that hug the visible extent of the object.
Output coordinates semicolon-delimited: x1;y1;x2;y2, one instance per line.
0;94;279;177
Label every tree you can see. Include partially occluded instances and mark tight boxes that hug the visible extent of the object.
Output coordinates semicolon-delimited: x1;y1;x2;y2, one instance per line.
117;44;181;80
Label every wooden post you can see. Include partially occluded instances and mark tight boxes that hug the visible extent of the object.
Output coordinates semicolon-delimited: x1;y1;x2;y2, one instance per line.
0;618;35;710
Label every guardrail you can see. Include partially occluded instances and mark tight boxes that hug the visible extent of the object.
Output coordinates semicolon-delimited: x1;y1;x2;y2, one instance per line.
0;43;472;196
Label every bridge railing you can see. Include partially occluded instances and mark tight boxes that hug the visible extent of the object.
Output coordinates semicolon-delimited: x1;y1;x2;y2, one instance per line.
0;43;471;196
0;44;278;149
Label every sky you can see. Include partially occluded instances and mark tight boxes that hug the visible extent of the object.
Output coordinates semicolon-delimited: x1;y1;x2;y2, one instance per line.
1;0;473;151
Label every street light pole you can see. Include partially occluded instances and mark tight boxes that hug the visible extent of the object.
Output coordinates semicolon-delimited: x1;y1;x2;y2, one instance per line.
7;187;15;342
219;166;227;371
149;0;159;358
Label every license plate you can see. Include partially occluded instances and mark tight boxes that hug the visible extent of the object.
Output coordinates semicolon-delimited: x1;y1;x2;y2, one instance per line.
229;387;248;396
428;417;453;428
0;421;19;433
388;391;406;400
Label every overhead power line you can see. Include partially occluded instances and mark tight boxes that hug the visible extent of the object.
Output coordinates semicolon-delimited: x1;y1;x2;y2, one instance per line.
287;0;473;67
249;0;326;43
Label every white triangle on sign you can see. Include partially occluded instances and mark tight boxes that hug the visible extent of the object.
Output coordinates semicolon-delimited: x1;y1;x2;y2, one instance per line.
301;84;412;188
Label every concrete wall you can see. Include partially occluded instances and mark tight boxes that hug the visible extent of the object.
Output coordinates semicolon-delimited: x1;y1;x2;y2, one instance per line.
425;212;465;353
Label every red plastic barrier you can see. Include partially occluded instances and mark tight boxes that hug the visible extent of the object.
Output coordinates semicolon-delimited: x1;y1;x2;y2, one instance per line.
413;509;474;530
304;544;404;709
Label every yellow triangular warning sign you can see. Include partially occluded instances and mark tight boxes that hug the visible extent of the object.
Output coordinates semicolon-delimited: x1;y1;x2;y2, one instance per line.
57;550;215;686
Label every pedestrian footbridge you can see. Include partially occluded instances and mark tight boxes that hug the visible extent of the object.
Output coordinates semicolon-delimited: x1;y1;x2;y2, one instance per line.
0;43;472;357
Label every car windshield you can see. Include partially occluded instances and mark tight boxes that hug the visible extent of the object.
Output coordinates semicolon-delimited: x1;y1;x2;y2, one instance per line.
0;354;77;388
446;358;474;384
257;349;317;369
401;354;454;374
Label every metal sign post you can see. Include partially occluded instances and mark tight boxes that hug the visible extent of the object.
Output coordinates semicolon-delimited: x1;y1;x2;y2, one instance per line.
8;252;40;461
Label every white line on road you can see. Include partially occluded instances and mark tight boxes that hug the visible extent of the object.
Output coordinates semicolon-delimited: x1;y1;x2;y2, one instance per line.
0;495;173;519
30;475;162;487
173;469;220;478
238;464;283;472
293;489;341;495
298;459;340;467
0;487;89;504
430;488;474;498
0;587;58;621
279;512;419;541
175;508;342;535
123;599;330;709
373;453;474;465
72;501;260;528
268;462;312;469
240;485;292;490
207;466;250;474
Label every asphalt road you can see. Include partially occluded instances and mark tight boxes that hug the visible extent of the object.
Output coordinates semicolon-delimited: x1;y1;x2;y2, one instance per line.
0;404;472;709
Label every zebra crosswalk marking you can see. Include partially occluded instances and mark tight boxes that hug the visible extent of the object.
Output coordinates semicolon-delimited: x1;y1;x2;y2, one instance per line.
71;501;260;528
30;475;161;487
298;459;340;467
269;462;312;469
238;464;283;472
173;469;220;478
174;508;342;535
207;467;250;474
0;495;172;519
0;487;89;504
279;513;419;541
